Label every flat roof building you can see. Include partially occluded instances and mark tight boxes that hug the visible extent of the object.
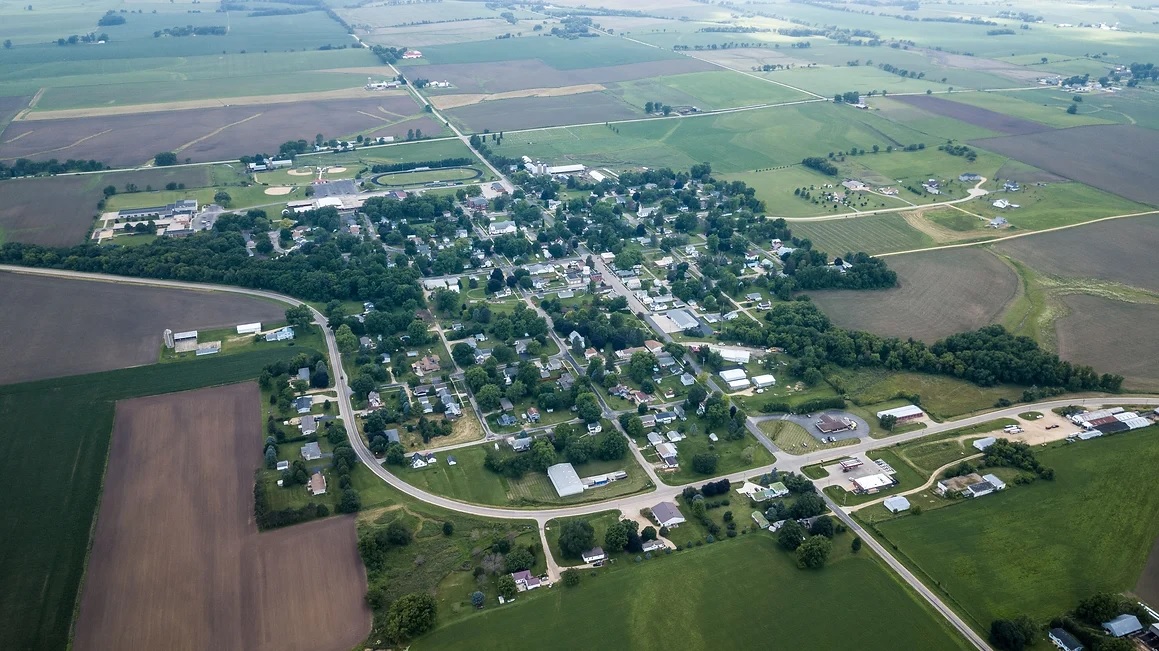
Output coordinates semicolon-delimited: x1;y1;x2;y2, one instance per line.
666;308;699;331
547;463;585;497
876;404;925;422
719;369;747;382
851;473;894;494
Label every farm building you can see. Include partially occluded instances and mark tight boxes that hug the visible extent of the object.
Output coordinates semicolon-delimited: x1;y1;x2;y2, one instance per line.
265;327;295;342
965;474;1006;498
547;463;585;497
1103;614;1143;638
876;405;925;423
751;374;776;389
307;471;327;496
117;199;198;221
652;502;685;528
719;368;749;390
816;414;856;434
851;473;895;494
1047;628;1084;651
235;322;262;335
883;495;911;513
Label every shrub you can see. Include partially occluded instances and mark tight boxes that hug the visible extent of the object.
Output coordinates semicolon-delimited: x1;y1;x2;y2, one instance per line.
562;569;580;587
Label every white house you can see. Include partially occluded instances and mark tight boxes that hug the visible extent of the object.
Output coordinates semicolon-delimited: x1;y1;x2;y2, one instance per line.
652;501;685;528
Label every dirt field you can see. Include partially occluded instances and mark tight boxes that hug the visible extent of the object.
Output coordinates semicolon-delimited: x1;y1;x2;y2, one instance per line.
0;95;29;136
894;94;1053;135
808;248;1019;342
1055;294;1159;390
972;125;1159;205
923;50;1046;83
419;58;714;95
994;214;1159;293
21;88;391;121
431;84;607;110
446;91;638;132
1136;535;1159;607
73;384;370;651
0;272;286;385
0;96;424;166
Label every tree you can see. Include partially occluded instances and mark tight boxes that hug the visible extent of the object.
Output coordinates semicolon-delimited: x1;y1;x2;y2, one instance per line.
1075;593;1124;626
384;521;412;546
476;384;502;411
627;351;658;383
497;574;517;600
470;591;485;608
790;492;825;519
153;152;178;167
384;593;437;642
3;40;11;49
575;392;601;423
213;190;232;207
642;525;657;541
1066;104;1078;114
338;488;361;513
795;535;832;569
604;521;628;551
597;433;628;461
778;519;805;550
851;536;862;553
691;452;718;474
442;521;454;536
530;438;556;471
558;520;596;558
285;305;312;329
335;324;358;354
264;446;277;468
562;569;580;587
452;342;476;367
504;547;535;573
988;619;1030;651
809;516;835;538
102;185;117;197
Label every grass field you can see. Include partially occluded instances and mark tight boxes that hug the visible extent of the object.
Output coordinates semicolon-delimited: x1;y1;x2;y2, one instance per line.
760;419;859;454
0;346;313;651
791;214;935;256
873;426;1159;627
944;90;1118;129
892;419;1019;475
837;368;1025;420
956;182;1151;231
415;533;972;650
661;428;776;486
401;35;680;69
607;70;810;111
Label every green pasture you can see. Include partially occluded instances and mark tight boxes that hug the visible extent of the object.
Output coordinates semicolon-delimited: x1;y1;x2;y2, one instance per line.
958;181;1152;231
870;96;1003;142
0;346;313;651
943;90;1118;128
608;70;811;112
926;208;988;232
874;426;1159;627
835;369;1024;420
401;35;679;69
790;214;934;256
774;66;956;97
415;533;972;650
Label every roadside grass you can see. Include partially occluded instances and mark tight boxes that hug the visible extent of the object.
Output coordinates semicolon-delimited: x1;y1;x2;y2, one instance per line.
836;368;1024;419
414;533;972;650
760;419;859;455
872;426;1159;627
0;346;312;651
791;213;935;256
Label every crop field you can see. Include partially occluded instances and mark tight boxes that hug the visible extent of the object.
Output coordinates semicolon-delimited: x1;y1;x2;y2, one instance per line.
946;90;1120;129
446;91;639;132
993;214;1159;293
972;125;1159;206
874;426;1159;627
0;95;425;166
772;66;958;97
416;534;971;650
398;35;681;70
415;59;715;95
790;214;934;256
607;70;812;112
0;272;286;385
0;346;312;651
892;94;1053;135
861;98;1002;142
73;384;369;651
809;248;1019;343
1055;295;1159;391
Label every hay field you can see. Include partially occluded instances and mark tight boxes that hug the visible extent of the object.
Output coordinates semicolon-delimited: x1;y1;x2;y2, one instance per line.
73;384;369;651
0;272;286;384
808;248;1019;342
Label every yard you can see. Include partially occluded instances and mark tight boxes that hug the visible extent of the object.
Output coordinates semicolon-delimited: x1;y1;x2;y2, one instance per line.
659;423;776;486
414;534;972;650
760;419;859;454
873;426;1159;628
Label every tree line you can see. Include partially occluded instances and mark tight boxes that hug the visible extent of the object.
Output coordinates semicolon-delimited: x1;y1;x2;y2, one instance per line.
0;157;105;178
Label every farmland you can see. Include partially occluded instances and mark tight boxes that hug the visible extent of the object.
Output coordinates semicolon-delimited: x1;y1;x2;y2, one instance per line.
446;92;639;133
0;347;313;651
1055;295;1159;391
414;59;716;95
415;534;971;650
808;248;1019;343
892;94;1053;135
836;369;1024;419
73;384;369;651
399;35;682;70
790;214;934;256
873;426;1159;628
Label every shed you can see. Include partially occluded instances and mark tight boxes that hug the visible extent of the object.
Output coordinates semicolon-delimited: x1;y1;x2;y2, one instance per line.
719;369;747;382
883;495;911;513
973;436;997;452
1103;614;1143;637
751;511;771;529
236;322;262;335
751;374;776;388
547;463;585;497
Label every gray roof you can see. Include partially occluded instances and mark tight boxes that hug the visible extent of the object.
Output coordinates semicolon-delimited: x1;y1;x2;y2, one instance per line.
666;308;699;330
652;501;684;525
1103;614;1143;637
1048;628;1083;651
883;495;911;512
383;428;400;444
547;463;585;497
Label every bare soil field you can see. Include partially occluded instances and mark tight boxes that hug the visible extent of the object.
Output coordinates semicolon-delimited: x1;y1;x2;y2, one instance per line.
692;48;814;72
809;248;1019;342
923;50;1045;83
419;58;714;95
0;95;29;135
0;96;424;166
1055;294;1159;390
1136;535;1159;607
972;125;1159;205
73;384;370;651
994;160;1065;184
994;214;1159;293
446;91;638;132
431;84;607;110
368;116;443;139
894;94;1053;135
0;272;286;385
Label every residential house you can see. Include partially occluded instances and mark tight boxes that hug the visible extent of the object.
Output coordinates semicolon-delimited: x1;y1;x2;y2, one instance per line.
584;347;600;360
296;367;311;383
367;391;383;409
498;414;519;427
360;336;375;350
557;373;575;391
567;330;585;347
652;501;686;528
1048;628;1084;651
299;415;318;436
680;373;696;386
655;442;677;466
582;547;606;563
293;396;313;414
526;407;541;423
640;414;656;429
499;398;515;412
301;441;323;461
410;453;429;469
412;355;441;377
647;432;664;446
511;570;541;591
308;472;327;496
587;422;603;434
655;412;677;425
509;436;532;452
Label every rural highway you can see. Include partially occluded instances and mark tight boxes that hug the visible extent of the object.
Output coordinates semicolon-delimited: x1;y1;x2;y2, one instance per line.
10;263;1159;651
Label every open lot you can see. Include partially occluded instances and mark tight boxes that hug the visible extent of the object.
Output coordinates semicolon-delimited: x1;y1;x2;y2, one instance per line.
0;95;425;166
838;368;1024;419
416;534;971;650
0;347;312;651
809;248;1019;342
893;94;1053;135
874;426;1159;628
73;384;369;651
971;125;1159;206
0;272;286;385
1056;295;1159;391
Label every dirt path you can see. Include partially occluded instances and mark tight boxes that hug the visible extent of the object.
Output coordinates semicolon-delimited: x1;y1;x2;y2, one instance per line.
171;112;263;156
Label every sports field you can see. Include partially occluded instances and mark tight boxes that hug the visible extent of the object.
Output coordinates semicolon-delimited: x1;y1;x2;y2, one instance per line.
415;534;971;650
874;426;1159;627
0;347;313;651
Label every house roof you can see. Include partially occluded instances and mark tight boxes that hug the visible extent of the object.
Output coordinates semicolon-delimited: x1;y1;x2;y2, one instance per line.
876;404;924;419
1103;614;1143;637
883;495;911;512
547;463;584;497
1048;628;1083;651
652;501;684;524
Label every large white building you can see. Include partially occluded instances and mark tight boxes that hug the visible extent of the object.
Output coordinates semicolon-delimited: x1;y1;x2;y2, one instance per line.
547;463;585;497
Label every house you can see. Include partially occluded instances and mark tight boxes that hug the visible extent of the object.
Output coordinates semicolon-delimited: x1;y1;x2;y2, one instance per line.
367;391;383;409
644;340;664;354
640;414;656;429
498;414;519;427
584;347;600;360
503;366;519;385
509;436;532;451
567;330;585;347
1048;628;1084;651
582;547;606;563
876;405;925;423
308;472;327;496
510;569;541;591
412;355;441;376
647;432;664;446
665;431;684;443
526;407;541;423
959;173;982;182
409;453;429;469
299;415;318;436
631;391;651;405
296;367;311;383
447;456;457;466
610;384;631;399
557;373;575;391
1004;181;1021;192
883;495;911;513
652;501;686;528
655;442;678;466
499;397;515;412
1103;614;1143;638
673;405;686;421
301;441;323;461
359;336;374;350
655;411;677;425
265;326;295;342
474;348;493;364
680;373;696;386
642;539;667;553
413;384;433;396
293;396;313;414
587;422;603;434
745;292;763;302
988;216;1008;228
489;220;517;236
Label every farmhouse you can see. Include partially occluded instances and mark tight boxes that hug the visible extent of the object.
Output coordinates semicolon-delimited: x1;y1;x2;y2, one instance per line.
547;462;585;497
652;501;686;528
988;217;1009;228
301;441;322;461
883;495;911;513
511;569;541;591
307;471;327;496
876;405;925;423
816;414;856;434
582;547;606;563
265;326;295;342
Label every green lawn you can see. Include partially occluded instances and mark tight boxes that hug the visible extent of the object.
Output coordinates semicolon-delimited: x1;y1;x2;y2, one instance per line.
957;182;1151;232
892;419;1018;476
661;424;775;486
544;511;623;567
791;213;935;257
837;369;1025;420
760;419;859;455
414;534;972;650
873;426;1159;627
0;346;314;651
